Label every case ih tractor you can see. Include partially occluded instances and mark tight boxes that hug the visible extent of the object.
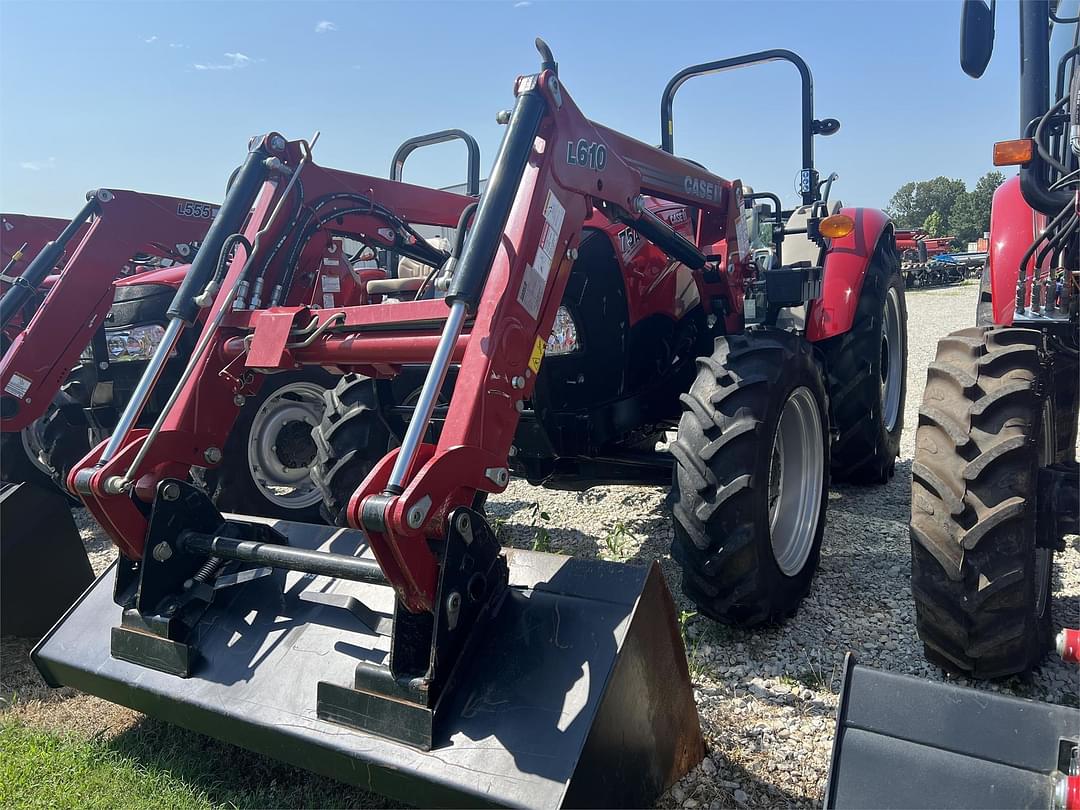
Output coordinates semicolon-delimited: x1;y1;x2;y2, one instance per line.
33;43;903;805
910;0;1080;680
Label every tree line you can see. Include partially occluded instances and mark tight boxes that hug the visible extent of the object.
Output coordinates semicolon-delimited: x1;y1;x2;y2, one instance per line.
885;171;1005;249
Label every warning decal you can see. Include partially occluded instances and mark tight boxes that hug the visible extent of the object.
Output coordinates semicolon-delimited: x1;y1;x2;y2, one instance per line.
516;188;566;320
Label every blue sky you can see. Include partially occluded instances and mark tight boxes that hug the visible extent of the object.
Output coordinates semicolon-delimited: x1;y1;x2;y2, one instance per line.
1;1;1019;218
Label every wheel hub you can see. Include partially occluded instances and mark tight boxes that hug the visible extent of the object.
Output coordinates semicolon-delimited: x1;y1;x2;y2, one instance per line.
768;386;825;576
880;286;903;432
246;381;326;509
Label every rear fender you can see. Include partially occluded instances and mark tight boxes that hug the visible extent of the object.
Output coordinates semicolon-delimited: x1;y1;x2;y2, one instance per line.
987;175;1044;326
806;207;891;341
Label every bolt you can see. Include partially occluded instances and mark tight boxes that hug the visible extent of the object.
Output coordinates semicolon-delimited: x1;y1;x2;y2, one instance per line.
456;513;471;534
269;134;286;151
508;445;518;457
447;591;462;612
511;376;525;389
98;361;109;371
515;400;524;413
495;109;512;125
568;248;579;261
234;394;246;407
204;447;222;465
152;542;173;562
161;482;181;501
408;506;425;529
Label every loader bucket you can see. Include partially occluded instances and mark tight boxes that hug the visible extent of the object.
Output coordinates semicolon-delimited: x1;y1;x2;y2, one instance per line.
825;653;1080;809
33;514;704;808
1;482;93;637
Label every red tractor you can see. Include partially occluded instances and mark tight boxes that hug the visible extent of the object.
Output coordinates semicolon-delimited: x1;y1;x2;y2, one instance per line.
910;0;1080;680
34;43;904;805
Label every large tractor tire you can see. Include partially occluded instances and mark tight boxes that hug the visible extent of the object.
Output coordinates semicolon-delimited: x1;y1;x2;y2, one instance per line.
910;326;1054;678
211;369;337;523
310;373;398;526
670;330;830;627
821;239;907;484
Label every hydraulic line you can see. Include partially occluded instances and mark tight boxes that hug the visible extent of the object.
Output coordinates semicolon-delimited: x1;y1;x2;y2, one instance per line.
109;137;319;487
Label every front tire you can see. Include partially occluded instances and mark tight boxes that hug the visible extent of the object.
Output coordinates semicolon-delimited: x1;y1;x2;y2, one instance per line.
670;330;830;627
821;239;908;484
910;327;1053;678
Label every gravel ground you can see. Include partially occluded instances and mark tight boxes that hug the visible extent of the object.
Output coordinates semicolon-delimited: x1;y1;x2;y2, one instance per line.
2;279;1077;808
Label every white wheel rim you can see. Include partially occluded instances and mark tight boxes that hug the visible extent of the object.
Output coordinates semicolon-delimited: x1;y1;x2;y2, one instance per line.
768;386;825;576
881;286;903;432
20;422;53;477
246;381;325;509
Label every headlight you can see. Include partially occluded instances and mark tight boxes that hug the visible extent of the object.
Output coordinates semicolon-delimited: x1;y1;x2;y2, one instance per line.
545;306;580;356
105;324;168;362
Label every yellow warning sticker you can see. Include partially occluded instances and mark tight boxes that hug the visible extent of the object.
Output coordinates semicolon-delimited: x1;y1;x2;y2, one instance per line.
528;336;545;374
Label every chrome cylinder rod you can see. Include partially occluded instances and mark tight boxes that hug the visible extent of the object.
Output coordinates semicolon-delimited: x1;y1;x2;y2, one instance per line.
386;300;466;490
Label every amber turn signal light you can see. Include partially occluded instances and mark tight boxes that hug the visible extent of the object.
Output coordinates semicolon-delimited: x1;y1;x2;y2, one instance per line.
820;214;855;239
993;139;1034;166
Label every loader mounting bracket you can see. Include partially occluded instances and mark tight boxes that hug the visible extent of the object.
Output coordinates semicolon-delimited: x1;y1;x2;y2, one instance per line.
110;480;288;676
318;506;509;750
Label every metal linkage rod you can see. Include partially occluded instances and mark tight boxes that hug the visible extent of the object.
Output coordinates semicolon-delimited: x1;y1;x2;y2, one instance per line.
178;532;387;585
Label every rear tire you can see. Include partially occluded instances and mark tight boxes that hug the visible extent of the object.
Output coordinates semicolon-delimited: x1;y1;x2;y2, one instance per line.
910;327;1053;678
211;369;336;522
670;330;830;627
821;239;907;484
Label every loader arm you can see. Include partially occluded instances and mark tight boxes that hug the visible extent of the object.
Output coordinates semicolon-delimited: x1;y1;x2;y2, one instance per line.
74;58;749;615
0;192;214;431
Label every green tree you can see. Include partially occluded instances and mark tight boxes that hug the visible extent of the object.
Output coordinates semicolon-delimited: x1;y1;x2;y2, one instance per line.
922;210;944;237
885;176;967;232
949;171;1005;246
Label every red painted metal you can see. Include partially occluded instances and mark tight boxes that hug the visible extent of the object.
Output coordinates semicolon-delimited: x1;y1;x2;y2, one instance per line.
987;175;1047;325
0;192;215;431
806;206;892;341
77;67;888;612
1058;628;1080;664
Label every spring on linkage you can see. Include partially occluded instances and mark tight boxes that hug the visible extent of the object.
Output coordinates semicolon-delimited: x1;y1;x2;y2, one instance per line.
192;556;224;584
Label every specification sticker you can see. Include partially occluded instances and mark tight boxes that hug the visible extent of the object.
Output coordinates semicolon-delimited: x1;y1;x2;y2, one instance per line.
3;372;32;399
516;188;566;320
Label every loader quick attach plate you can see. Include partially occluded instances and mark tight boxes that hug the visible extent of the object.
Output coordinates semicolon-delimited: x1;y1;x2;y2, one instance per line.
32;517;704;808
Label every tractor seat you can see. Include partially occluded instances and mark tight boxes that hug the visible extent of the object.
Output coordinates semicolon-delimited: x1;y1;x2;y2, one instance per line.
783;201;842;268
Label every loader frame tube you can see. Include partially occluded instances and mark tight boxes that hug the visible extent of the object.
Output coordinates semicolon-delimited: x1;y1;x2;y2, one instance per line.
0;196;98;329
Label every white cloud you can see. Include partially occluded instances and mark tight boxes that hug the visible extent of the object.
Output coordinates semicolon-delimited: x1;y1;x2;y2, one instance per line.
314;20;337;33
20;157;56;171
169;42;187;49
194;52;253;71
144;35;158;43
514;2;531;6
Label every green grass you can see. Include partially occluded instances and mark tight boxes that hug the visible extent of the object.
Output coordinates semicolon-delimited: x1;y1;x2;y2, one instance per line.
0;718;381;809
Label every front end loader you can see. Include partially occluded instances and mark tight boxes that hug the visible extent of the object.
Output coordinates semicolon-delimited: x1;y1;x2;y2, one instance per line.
34;41;898;805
